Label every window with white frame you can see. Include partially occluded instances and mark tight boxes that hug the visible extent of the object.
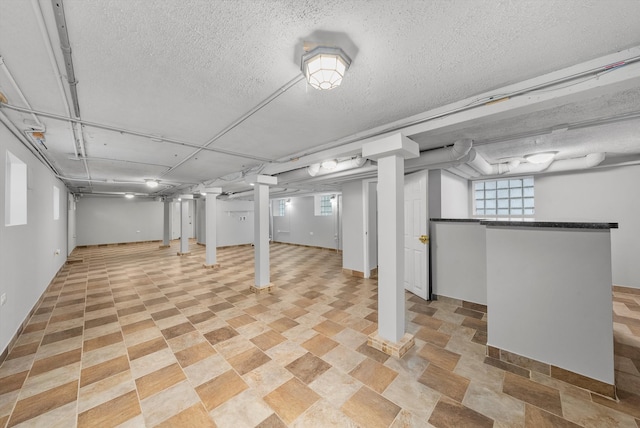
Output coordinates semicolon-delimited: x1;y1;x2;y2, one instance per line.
5;151;28;226
473;177;534;220
273;199;285;217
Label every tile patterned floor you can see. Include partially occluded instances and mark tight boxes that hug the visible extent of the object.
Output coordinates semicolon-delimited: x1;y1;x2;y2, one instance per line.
0;240;639;427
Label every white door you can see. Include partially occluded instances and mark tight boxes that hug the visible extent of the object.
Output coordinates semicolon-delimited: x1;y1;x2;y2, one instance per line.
404;170;429;299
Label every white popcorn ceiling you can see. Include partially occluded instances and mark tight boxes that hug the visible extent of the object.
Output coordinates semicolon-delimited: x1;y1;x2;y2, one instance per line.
1;0;640;194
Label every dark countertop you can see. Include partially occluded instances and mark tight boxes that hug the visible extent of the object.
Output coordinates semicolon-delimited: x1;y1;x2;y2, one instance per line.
430;218;482;223
431;218;618;229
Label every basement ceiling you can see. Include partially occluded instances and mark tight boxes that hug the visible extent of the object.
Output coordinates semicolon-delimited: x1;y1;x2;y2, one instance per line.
1;0;640;197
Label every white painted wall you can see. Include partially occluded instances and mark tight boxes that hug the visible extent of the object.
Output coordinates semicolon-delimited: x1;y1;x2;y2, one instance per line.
535;165;640;289
217;199;253;246
1;125;68;354
441;170;469;218
431;221;487;305
428;169;469;218
342;180;365;272
272;195;338;249
486;226;615;384
76;196;164;245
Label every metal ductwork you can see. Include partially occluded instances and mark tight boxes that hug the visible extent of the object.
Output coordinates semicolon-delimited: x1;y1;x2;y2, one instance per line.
544;152;605;173
466;150;606;177
405;138;473;170
307;156;367;177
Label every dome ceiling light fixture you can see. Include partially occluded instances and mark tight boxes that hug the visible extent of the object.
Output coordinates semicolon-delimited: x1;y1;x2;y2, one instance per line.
301;45;351;91
145;179;159;188
525;151;557;164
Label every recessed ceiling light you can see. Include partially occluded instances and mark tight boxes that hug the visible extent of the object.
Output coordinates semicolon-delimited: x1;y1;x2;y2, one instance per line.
124;193;135;199
145;179;159;188
525;152;557;164
301;46;351;91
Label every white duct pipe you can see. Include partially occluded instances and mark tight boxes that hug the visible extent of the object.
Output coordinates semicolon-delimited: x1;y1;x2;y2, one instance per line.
405;138;473;170
307;156;367;177
467;149;523;175
544;153;605;173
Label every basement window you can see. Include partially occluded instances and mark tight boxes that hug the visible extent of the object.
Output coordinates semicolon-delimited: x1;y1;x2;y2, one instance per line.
473;177;534;220
5;151;28;226
53;185;60;220
314;195;333;216
273;199;285;217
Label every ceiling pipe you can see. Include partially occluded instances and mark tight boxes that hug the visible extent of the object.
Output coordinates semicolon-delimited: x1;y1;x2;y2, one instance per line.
0;110;59;174
467;149;522;175
404;138;473;170
0;103;273;163
0;56;45;131
307;156;366;177
158;74;304;179
544;153;605;173
50;0;80;118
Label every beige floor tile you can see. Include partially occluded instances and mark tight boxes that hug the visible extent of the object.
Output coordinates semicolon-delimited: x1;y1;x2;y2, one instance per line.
3;242;639;428
341;386;401;428
307;367;361;408
264;378;320;425
211;389;273;428
140;380;200;426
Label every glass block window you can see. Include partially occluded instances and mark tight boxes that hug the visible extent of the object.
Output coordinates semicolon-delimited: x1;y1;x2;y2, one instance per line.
319;195;332;216
474;177;534;220
273;199;285;217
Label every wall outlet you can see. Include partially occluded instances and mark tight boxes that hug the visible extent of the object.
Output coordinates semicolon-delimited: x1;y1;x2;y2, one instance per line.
0;293;6;306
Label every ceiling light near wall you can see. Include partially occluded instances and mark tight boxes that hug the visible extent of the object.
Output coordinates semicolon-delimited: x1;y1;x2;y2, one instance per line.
321;159;338;170
124;193;134;199
525;152;557;164
145;179;159;188
301;46;351;91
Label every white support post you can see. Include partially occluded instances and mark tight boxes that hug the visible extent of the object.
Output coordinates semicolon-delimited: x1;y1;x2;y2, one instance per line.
362;133;419;358
204;188;222;268
178;195;192;256
161;199;171;248
249;175;277;293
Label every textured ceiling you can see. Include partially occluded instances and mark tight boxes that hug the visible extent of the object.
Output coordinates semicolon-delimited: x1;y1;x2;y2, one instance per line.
1;0;640;196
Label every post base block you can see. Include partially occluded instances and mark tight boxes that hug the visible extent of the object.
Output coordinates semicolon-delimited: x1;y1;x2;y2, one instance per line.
368;332;415;358
159;245;170;249
249;284;276;294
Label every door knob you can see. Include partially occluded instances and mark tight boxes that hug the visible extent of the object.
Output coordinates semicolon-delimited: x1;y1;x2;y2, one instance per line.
419;235;429;244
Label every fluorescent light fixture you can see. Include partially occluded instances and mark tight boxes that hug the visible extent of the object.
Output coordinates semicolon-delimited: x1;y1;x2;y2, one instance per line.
250;183;255;186
145;179;159;188
301;46;351;91
201;192;207;196
124;193;134;199
525;152;557;164
321;159;338;170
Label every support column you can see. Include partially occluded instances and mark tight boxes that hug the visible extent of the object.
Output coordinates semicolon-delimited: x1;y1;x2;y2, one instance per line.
160;199;171;248
362;133;419;358
178;195;192;256
203;188;222;269
249;175;277;293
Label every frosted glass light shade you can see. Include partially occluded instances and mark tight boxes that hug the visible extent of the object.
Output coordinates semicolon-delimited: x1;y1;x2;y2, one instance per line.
301;46;351;91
